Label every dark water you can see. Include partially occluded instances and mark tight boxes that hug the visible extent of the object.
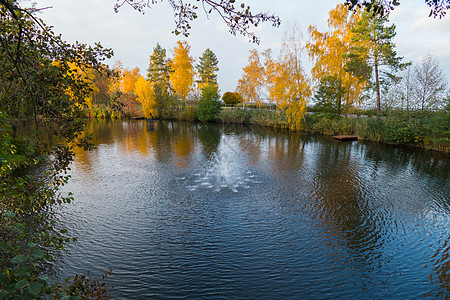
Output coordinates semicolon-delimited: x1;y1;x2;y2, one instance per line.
55;120;450;299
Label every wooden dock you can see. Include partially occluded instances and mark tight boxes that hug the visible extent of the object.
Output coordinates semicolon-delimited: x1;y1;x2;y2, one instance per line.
333;135;358;141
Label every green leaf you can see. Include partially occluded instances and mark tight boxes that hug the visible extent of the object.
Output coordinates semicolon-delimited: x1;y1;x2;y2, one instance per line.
0;290;10;298
38;274;49;282
31;249;44;259
0;242;9;252
5;211;16;218
13;223;25;232
11;254;27;264
15;266;31;277
15;279;29;289
28;282;44;296
0;272;7;285
27;242;37;248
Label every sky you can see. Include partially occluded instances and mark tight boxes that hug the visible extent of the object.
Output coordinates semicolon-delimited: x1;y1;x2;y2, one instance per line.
33;0;450;96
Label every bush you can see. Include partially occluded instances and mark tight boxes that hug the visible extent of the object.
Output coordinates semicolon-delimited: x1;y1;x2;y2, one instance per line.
222;92;243;107
176;106;198;121
197;86;222;122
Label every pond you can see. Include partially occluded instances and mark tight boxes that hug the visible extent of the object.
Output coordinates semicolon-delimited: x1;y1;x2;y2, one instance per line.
54;119;450;298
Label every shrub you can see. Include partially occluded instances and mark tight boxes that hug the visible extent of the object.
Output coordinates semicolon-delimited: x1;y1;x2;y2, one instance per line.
219;109;251;124
222;92;243;107
176;106;198;121
197;86;222;122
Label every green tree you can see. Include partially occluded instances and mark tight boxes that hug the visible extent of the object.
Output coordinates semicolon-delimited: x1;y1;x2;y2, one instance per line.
222;92;243;107
0;0;113;297
314;76;346;119
197;85;222;121
345;11;406;117
147;43;175;118
196;48;219;89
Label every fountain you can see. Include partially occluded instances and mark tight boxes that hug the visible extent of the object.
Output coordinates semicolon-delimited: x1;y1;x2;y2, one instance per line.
181;136;259;192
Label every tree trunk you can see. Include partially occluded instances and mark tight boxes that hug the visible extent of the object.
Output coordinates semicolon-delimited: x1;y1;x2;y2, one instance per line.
374;56;381;117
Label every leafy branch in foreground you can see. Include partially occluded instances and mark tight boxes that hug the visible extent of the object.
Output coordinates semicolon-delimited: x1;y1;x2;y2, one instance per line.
113;0;281;43
344;0;450;18
1;0;113;297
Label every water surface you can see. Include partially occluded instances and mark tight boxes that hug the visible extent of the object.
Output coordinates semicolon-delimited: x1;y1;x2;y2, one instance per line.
55;120;450;298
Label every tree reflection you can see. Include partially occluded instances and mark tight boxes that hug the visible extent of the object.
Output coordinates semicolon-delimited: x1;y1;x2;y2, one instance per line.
172;122;195;170
427;237;450;297
197;123;221;156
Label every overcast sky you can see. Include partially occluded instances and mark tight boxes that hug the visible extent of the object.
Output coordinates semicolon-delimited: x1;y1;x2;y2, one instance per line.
34;0;450;95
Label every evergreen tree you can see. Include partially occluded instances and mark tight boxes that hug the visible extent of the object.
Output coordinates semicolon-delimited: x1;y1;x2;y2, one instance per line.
196;48;219;89
314;76;346;119
345;11;406;117
197;85;222;121
147;43;175;118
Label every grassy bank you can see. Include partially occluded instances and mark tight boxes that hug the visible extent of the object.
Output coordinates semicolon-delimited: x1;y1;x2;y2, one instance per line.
83;105;449;153
219;108;449;152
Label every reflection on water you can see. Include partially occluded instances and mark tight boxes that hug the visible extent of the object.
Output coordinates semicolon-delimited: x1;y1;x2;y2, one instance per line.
56;120;450;298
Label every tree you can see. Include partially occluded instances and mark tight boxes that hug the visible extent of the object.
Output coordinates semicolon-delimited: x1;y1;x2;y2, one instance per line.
307;4;365;112
345;10;406;117
263;49;286;110
314;76;346;119
197;85;222;121
0;0;113;297
414;54;448;111
265;26;311;130
390;64;415;117
148;43;172;85
236;49;265;108
63;62;100;111
196;48;219;90
171;41;194;102
135;75;157;118
148;43;174;117
121;67;140;94
222;91;243;107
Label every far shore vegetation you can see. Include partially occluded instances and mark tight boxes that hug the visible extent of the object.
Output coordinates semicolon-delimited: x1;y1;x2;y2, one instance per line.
76;5;449;153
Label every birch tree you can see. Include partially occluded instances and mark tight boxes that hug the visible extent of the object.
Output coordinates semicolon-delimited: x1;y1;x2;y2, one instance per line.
414;54;448;111
307;4;365;112
171;41;194;102
236;49;265;108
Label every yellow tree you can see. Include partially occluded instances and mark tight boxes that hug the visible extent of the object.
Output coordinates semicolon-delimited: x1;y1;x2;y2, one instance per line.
134;75;157;118
108;61;124;94
264;26;311;130
263;49;288;110
171;41;194;102
307;3;365;110
121;67;141;95
57;61;99;110
281;28;311;130
236;49;265;108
